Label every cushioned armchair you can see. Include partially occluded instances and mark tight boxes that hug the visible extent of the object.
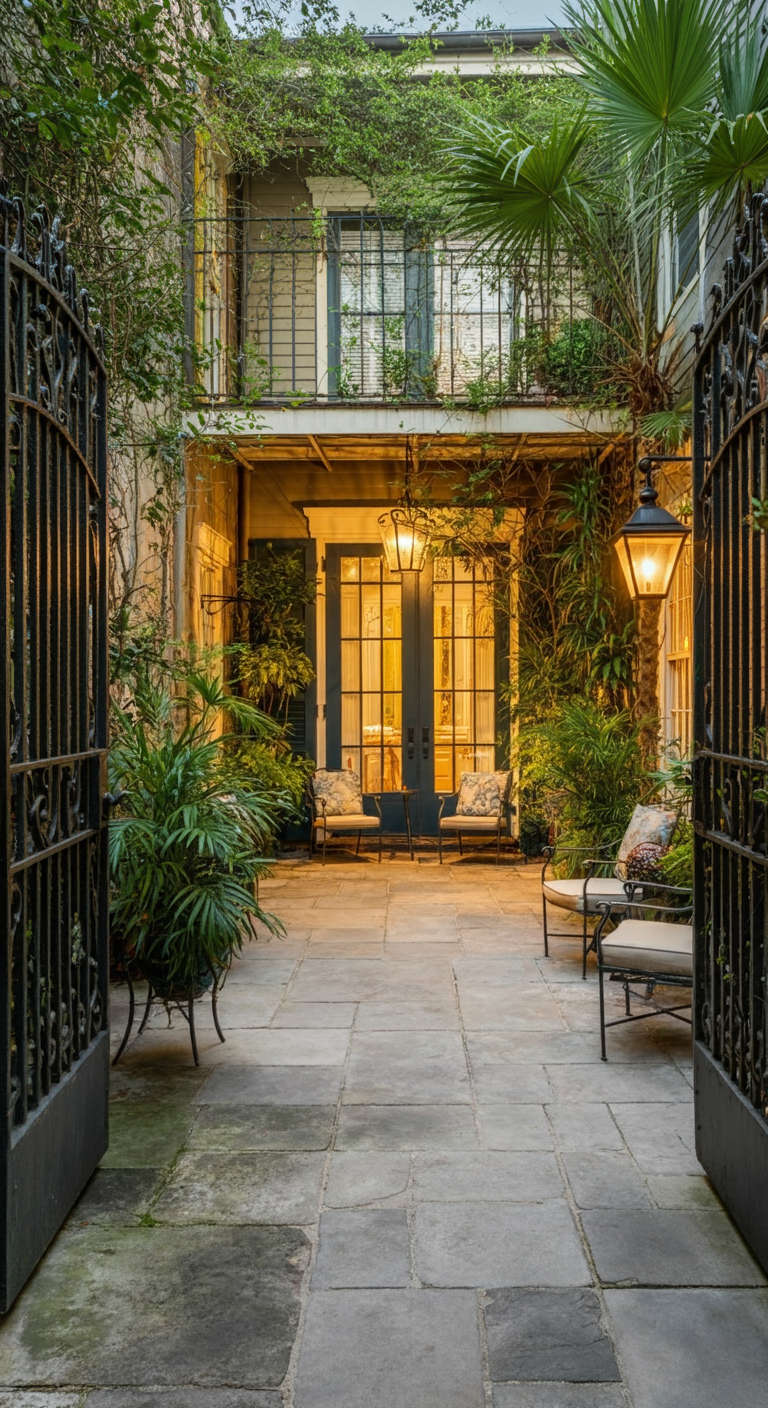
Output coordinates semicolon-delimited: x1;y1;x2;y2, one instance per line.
438;770;514;864
541;804;678;978
310;768;383;864
594;881;693;1060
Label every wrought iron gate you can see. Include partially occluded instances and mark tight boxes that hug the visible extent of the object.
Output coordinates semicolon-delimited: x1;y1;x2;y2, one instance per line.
0;194;109;1308
693;190;768;1270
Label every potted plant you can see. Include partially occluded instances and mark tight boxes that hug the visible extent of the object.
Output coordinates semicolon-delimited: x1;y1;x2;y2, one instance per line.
109;664;287;1063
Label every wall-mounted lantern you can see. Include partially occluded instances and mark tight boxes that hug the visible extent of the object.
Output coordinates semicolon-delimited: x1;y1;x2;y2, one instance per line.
378;437;431;572
613;456;691;602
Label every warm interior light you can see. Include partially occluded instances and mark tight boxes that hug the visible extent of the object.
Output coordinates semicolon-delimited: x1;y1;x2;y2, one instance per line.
640;557;657;582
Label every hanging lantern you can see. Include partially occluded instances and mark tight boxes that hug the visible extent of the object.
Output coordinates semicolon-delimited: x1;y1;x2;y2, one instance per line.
613;458;690;602
378;437;431;572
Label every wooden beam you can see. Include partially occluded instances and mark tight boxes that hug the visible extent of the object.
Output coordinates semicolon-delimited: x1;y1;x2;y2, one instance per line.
307;433;334;473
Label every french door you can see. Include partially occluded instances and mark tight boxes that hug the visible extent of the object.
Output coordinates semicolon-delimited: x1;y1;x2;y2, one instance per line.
326;545;508;835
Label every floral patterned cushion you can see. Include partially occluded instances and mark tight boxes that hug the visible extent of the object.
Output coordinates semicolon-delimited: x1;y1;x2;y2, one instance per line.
313;769;364;817
456;771;510;818
615;804;677;878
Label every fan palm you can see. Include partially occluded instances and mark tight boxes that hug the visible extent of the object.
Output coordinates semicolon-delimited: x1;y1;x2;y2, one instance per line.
443;0;768;419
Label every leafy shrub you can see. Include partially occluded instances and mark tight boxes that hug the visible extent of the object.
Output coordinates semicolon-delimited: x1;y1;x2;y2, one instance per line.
520;700;649;860
109;670;285;990
539;318;610;400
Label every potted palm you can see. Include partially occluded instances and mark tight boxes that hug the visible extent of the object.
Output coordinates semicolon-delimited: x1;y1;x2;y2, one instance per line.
109;665;287;1063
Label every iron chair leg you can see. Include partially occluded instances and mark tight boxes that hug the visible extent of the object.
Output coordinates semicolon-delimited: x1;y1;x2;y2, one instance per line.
378;828;383;863
137;984;154;1035
582;906;589;980
542;892;549;957
496;821;502;864
438;829;443;864
458;832;463;856
356;830;362;855
599;961;608;1061
112;974;136;1066
188;997;200;1066
211;979;225;1044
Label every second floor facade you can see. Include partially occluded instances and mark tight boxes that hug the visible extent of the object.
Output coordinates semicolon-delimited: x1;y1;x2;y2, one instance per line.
190;163;590;413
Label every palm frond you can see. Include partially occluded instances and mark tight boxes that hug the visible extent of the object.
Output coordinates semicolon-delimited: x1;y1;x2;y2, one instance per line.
718;15;768;122
693;112;768;208
564;0;727;160
441;112;595;264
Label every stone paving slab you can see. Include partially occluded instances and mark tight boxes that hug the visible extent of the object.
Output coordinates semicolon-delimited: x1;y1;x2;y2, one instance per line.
152;1151;326;1225
582;1209;766;1286
72;1169;161;1225
343;1030;470;1103
336;1103;479;1150
476;1104;554;1151
485;1288;619;1381
414;1202;591;1287
85;1394;281;1407
197;1064;344;1106
411;1152;564;1203
293;1289;485;1408
323;1152;412;1207
605;1289;768;1408
0;1396;84;1407
186;1104;335;1151
492;1388;628;1408
0;1226;308;1388
311;1209;410;1287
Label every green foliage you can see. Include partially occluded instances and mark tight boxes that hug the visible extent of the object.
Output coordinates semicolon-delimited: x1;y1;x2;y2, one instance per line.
231;739;315;817
443;0;768;416
236;642;316;720
539;318;614;400
520;699;649;856
109;667;285;991
0;0;224;630
236;548;317;721
659;825;693;888
516;460;636;714
212;11;584;225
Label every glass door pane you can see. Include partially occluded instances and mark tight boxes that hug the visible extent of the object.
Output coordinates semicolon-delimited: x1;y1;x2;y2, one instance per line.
339;553;403;791
432;555;497;792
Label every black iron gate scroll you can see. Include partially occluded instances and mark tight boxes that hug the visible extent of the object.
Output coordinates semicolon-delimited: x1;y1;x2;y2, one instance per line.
0;195;109;1309
693;190;768;1270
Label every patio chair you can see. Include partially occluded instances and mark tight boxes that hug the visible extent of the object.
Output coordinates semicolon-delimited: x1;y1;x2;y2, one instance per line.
540;803;678;978
310;767;383;864
438;770;514;864
594;881;693;1060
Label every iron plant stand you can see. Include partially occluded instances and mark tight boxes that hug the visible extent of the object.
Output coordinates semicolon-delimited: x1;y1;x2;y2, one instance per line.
112;971;226;1067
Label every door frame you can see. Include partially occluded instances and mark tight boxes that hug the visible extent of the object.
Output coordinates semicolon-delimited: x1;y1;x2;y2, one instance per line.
325;543;512;837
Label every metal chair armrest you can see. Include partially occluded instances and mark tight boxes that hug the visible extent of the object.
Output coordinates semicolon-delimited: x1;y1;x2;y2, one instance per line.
437;792;458;821
364;792;383;821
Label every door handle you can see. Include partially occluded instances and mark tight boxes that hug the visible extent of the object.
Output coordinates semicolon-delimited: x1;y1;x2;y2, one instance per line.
407;727;415;760
422;726;430;760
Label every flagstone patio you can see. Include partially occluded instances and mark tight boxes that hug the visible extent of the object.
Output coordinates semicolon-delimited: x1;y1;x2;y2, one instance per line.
2;855;768;1407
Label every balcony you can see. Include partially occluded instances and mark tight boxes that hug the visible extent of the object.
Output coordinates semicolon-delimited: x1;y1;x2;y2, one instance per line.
190;213;587;409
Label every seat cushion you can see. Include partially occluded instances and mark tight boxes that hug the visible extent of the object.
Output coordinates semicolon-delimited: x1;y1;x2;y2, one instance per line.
317;813;381;831
543;876;628;913
455;771;510;817
314;769;364;816
601;920;693;977
441;815;500;832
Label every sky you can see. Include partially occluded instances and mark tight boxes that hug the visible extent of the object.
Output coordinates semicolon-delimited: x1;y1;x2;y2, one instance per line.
227;2;567;33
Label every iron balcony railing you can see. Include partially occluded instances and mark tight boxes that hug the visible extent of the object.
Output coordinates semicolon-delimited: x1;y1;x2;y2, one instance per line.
189;212;586;407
